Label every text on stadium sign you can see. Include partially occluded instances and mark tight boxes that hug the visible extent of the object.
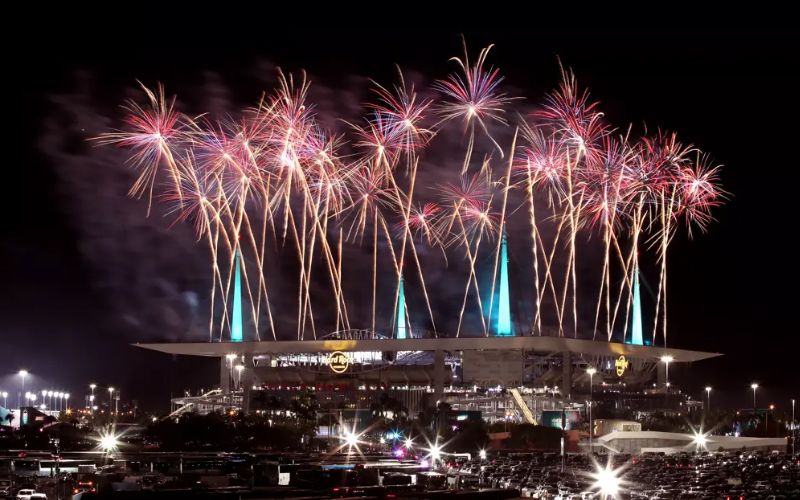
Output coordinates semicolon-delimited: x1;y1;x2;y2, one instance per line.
326;351;352;374
615;356;629;377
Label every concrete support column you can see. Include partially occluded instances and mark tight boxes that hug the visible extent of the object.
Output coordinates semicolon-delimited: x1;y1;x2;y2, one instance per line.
434;349;445;404
561;351;572;399
220;357;230;400
243;353;254;414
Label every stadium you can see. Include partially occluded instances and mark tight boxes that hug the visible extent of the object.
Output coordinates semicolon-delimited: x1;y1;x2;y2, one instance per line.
137;221;720;432
137;233;721;429
141;332;719;424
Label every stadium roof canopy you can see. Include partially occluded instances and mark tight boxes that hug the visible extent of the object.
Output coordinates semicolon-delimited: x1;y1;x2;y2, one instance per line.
136;336;720;363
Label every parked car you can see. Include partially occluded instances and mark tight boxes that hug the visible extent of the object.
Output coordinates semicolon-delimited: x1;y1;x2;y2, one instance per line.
15;490;36;500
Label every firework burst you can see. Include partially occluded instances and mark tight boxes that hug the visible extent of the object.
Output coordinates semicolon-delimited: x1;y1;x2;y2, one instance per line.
100;40;725;346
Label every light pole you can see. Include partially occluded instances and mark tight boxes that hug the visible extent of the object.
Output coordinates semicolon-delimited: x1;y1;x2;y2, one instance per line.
767;404;775;435
705;387;712;413
47;391;53;409
65;394;70;411
108;388;115;416
1;392;7;408
660;356;673;391
587;367;596;454
751;383;759;430
17;370;28;409
792;399;796;457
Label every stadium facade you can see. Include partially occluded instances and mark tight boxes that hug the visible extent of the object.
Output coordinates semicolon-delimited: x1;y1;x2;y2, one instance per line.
138;236;721;425
139;332;719;425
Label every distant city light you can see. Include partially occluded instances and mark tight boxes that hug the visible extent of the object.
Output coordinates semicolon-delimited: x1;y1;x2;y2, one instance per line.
479;450;487;460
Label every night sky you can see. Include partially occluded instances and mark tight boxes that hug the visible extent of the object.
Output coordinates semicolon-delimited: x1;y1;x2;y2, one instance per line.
5;27;798;411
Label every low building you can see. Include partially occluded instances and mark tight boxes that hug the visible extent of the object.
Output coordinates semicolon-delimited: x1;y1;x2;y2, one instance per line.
596;430;786;455
593;419;642;436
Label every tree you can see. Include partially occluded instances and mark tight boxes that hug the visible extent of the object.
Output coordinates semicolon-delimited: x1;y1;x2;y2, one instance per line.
290;388;319;447
447;419;490;453
503;424;561;450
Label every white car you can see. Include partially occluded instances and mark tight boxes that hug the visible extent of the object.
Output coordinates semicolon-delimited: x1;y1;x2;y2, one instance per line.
753;480;771;490
15;491;36;500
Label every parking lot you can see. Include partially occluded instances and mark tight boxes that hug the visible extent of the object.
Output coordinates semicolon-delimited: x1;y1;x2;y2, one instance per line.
449;451;799;499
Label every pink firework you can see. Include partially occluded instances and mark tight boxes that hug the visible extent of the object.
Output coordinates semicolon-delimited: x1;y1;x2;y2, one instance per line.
98;82;186;204
579;136;631;233
439;171;492;209
396;202;443;244
433;38;514;161
537;65;607;165
368;70;433;153
351;112;404;171
678;154;725;236
515;125;569;200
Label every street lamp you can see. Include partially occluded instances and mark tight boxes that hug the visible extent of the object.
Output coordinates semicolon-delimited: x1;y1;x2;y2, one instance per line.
705;387;712;412
767;404;775;435
90;384;97;414
1;392;7;408
108;388;115;415
17;370;28;409
65;394;70;411
751;383;758;410
792;399;796;457
587;367;597;454
660;356;673;390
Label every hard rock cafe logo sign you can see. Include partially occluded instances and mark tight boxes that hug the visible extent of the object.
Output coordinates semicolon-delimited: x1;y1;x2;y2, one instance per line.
326;351;352;374
615;356;629;377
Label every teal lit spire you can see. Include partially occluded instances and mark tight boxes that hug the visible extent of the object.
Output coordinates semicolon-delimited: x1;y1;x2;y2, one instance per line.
396;273;409;339
629;264;643;345
496;227;513;336
231;247;243;342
